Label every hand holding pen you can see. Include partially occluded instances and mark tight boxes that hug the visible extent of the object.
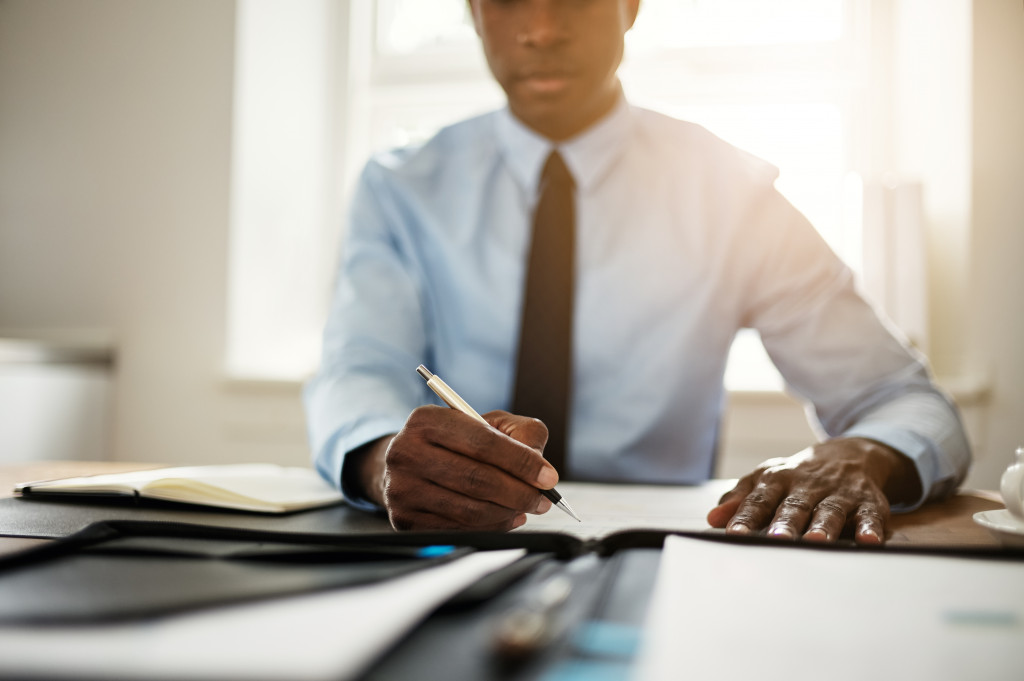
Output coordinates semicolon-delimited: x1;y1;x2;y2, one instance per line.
357;366;580;531
417;365;580;523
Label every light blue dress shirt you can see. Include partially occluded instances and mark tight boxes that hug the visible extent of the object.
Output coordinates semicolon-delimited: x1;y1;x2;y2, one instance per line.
304;96;970;512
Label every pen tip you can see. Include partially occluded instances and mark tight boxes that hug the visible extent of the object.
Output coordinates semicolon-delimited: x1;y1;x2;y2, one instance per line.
558;500;582;523
416;365;432;380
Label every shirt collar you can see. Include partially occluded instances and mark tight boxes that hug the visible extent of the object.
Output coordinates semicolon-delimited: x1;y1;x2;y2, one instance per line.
494;91;632;197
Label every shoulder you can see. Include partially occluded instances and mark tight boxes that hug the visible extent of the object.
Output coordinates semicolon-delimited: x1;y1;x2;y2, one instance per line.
629;105;779;188
361;110;501;190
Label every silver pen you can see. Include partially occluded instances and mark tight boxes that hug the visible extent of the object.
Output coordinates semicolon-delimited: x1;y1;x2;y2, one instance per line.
492;573;573;660
416;364;581;522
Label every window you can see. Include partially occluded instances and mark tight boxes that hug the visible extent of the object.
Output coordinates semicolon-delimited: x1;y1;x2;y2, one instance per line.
228;0;957;388
358;0;857;262
226;0;347;380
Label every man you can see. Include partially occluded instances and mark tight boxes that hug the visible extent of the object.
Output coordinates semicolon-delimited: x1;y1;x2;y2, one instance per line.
304;0;970;542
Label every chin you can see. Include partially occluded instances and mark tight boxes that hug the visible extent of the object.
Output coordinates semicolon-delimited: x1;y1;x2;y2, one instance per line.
512;97;584;132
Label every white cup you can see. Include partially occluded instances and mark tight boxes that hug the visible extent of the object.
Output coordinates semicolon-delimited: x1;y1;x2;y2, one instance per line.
1000;446;1024;521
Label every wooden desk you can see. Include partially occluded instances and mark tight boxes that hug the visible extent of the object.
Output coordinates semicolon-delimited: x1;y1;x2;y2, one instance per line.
0;462;1016;681
0;461;1007;556
888;488;1005;546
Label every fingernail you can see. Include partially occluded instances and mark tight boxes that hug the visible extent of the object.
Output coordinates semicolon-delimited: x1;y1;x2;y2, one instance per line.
512;514;527;529
859;527;881;544
804;528;830;542
768;526;794;539
536;465;558;489
729;522;751;535
534;496;552;514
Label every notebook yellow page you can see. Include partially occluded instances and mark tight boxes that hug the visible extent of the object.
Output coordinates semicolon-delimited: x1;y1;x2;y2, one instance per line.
14;464;343;513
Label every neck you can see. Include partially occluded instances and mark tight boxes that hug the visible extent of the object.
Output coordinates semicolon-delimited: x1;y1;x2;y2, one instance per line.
515;81;623;142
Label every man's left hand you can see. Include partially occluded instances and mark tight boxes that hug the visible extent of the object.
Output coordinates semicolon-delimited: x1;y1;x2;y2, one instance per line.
706;437;921;544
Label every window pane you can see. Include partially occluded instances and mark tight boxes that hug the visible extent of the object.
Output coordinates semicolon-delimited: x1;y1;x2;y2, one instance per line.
376;0;844;57
376;0;475;56
629;0;844;50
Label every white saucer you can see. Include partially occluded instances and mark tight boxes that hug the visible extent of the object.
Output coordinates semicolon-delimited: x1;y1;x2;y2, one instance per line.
973;509;1024;547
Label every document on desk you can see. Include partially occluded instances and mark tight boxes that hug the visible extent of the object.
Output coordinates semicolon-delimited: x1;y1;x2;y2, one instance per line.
0;549;525;681
635;535;1024;681
518;480;735;539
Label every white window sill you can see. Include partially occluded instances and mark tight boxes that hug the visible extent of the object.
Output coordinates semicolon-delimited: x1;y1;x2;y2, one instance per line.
219;372;991;408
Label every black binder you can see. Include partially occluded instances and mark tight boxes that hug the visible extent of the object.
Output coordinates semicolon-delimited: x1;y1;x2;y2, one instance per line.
0;519;667;624
0;519;677;681
1;517;1020;681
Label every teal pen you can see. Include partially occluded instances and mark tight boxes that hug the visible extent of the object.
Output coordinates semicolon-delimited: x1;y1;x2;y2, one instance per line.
416;364;582;523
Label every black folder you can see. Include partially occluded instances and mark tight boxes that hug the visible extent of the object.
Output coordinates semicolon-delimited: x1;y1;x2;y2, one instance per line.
2;516;1020;681
0;515;676;624
0;520;474;624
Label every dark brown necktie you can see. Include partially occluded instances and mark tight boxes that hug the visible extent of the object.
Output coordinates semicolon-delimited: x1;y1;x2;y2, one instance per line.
512;151;575;477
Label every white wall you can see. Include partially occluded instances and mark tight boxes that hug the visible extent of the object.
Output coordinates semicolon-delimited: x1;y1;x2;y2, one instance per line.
0;0;1021;489
0;0;309;467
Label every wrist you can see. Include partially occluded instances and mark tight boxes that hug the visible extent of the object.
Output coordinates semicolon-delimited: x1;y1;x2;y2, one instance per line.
847;437;922;506
342;436;391;508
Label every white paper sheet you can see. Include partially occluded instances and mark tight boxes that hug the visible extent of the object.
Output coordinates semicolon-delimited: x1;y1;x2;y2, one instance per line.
518;480;735;539
635;535;1024;681
0;548;525;681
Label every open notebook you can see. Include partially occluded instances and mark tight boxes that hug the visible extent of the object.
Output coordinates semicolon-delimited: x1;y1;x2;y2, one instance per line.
13;464;344;514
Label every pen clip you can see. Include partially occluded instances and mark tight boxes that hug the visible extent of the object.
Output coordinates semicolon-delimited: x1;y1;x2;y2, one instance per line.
417;364;488;425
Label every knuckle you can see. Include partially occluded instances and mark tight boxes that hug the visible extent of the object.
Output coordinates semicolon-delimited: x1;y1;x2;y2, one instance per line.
526;417;549;441
462;464;492;497
384;443;413;469
423;494;453;522
405;406;433;429
382;477;408;506
451;501;478;524
731;489;779;526
758;460;790;479
744;491;775;508
434;494;467;522
780;496;813;514
718;479;754;505
463;425;494;457
513;418;548;451
814;498;847;517
403;406;447;442
855;505;886;523
428;489;459;517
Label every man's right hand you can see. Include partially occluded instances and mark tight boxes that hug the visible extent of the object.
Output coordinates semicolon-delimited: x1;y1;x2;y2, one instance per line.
350;406;559;531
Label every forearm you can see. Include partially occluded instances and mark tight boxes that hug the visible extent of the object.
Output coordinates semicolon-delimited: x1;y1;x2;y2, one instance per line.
306;158;433;506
